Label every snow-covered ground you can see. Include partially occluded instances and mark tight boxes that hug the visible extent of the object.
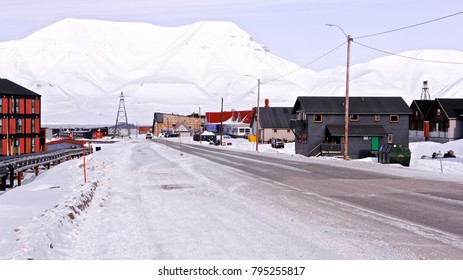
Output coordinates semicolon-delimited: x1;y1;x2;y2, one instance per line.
0;137;462;260
222;137;463;180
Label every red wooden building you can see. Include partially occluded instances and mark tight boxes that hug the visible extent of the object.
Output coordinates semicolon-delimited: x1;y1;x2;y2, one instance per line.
0;78;42;156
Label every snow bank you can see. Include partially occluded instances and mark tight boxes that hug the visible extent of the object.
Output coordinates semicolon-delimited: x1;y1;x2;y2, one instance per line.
194;137;463;180
0;154;110;259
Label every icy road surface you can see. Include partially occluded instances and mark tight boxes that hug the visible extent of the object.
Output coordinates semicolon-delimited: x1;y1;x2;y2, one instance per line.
71;140;390;259
2;139;462;259
66;140;460;259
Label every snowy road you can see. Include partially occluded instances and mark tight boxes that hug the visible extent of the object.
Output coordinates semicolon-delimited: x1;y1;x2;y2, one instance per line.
65;139;463;259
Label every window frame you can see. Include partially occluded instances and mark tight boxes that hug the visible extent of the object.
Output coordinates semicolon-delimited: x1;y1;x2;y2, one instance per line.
313;114;323;123
390;115;399;123
387;133;394;144
350;114;359;122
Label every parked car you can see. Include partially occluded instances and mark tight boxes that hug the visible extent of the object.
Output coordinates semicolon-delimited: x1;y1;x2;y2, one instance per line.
146;133;153;139
271;138;284;148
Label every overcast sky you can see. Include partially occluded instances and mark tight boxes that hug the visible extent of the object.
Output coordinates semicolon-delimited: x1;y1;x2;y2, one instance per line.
1;0;462;70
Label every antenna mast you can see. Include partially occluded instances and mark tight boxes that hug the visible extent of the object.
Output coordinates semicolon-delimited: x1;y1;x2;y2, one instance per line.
421;81;431;100
114;91;130;138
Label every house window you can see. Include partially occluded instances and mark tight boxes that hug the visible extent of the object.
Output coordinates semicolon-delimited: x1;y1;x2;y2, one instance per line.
296;110;306;121
31;119;35;133
32;100;35;114
31;139;35;153
350;114;359;122
437;109;441;116
13;99;19;114
16;119;22;133
273;129;277;133
387;134;393;144
287;129;290;133
313;114;323;123
374;115;380;122
0;99;2;113
14;138;19;154
390;115;399;123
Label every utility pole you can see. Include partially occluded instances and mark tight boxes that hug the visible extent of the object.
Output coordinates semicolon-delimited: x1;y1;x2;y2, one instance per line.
244;75;261;151
344;34;352;160
199;106;202;144
256;78;260;152
220;98;223;145
326;24;351;160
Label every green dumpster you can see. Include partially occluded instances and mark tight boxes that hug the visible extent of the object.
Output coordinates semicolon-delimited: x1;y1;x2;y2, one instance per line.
389;145;411;167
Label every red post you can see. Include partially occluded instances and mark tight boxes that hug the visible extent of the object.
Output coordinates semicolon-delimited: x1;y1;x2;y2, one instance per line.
18;171;22;186
83;145;87;184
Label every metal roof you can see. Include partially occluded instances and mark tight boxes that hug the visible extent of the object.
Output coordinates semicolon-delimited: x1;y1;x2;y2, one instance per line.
206;110;253;124
435;98;463;120
411;100;433;117
254;107;293;129
293;97;412;115
0;78;41;97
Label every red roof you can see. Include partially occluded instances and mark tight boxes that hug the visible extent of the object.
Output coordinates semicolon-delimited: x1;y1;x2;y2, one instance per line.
46;139;86;147
205;109;254;124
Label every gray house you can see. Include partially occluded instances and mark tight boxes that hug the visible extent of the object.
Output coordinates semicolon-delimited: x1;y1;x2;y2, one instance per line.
290;96;412;159
250;107;295;142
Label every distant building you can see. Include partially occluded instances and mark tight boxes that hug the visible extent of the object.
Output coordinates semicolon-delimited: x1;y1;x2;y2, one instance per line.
152;112;203;137
410;98;463;142
0;78;42;156
290;96;412;159
46;139;85;151
250;103;295;143
409;100;433;141
205;110;253;137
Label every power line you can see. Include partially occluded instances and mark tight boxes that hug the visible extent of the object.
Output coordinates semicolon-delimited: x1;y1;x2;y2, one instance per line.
229;41;348;104
354;41;463;64
262;41;347;85
355;11;463;39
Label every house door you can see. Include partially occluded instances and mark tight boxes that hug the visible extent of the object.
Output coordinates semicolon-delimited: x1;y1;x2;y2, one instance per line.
371;137;379;151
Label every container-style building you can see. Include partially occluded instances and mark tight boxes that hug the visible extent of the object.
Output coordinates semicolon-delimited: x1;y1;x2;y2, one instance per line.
0;79;42;156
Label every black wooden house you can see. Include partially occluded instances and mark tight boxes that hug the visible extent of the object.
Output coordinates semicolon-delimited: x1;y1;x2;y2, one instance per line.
290;96;412;159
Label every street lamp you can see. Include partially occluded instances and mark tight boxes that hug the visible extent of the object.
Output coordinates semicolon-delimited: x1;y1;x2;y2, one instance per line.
244;75;260;151
326;23;352;160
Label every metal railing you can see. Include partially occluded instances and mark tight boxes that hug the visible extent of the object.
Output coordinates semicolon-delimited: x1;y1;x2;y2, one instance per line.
308;143;342;157
0;148;87;190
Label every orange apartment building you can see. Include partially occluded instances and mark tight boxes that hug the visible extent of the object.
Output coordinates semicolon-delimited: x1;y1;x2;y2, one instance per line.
0;78;41;156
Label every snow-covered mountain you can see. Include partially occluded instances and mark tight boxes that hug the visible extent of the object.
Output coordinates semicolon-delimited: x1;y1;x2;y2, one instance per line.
0;18;462;126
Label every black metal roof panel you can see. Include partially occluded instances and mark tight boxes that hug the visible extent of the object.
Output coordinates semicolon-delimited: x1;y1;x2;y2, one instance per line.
436;98;463;119
258;107;293;128
412;100;433;117
294;96;412;115
326;124;387;136
0;78;41;97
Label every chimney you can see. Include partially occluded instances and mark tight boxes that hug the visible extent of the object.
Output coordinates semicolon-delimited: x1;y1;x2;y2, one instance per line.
265;99;269;107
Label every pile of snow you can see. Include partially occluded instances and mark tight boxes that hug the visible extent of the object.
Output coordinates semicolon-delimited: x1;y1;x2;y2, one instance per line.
0;19;462;126
0;155;110;259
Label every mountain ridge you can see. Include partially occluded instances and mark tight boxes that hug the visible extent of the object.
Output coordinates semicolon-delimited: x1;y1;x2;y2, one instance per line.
0;18;462;125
